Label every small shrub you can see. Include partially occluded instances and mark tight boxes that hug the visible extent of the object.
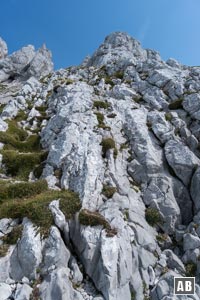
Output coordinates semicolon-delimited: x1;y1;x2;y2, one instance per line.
145;207;162;226
0;179;48;202
102;185;117;198
185;263;197;277
93;101;110;110
100;138;116;158
168;98;183;110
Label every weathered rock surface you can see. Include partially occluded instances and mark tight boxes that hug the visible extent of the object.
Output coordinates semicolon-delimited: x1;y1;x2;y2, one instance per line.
0;32;200;300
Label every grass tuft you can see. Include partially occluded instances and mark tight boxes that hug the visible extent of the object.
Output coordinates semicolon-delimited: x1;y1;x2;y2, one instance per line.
102;185;117;199
145;207;162;226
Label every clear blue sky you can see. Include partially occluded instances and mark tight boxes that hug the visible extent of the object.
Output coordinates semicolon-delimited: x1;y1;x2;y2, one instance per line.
1;0;200;69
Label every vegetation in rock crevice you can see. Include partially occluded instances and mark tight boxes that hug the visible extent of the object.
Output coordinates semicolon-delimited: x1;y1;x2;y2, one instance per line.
93;100;110;110
100;137;118;159
145;207;163;227
79;209;117;237
102;184;117;199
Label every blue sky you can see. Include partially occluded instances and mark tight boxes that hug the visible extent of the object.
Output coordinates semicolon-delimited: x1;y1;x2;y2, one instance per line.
1;0;200;69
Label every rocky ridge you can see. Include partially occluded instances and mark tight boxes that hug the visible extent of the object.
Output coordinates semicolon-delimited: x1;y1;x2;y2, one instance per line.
0;32;200;299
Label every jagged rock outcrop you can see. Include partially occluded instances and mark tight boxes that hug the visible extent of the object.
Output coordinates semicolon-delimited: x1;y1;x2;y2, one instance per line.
0;32;200;300
0;43;53;82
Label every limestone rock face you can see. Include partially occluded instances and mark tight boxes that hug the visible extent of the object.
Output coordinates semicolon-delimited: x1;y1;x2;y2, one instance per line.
0;32;200;299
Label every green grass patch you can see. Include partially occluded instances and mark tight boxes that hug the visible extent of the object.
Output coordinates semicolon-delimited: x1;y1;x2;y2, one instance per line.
93;101;110;110
1;150;47;180
0;179;48;202
145;207;162;226
0;190;81;235
102;184;117;198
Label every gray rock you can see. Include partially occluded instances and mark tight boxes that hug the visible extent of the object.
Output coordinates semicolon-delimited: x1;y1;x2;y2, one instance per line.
87;32;147;72
165;139;200;186
183;233;200;251
26;44;53;79
41;226;70;274
163;249;185;274
10;219;42;280
191;167;200;212
143;176;181;233
69;257;83;284
0;43;53;83
183;93;200;120
0;37;8;59
0;45;35;82
0;282;12;300
40;267;80;300
15;283;33;300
